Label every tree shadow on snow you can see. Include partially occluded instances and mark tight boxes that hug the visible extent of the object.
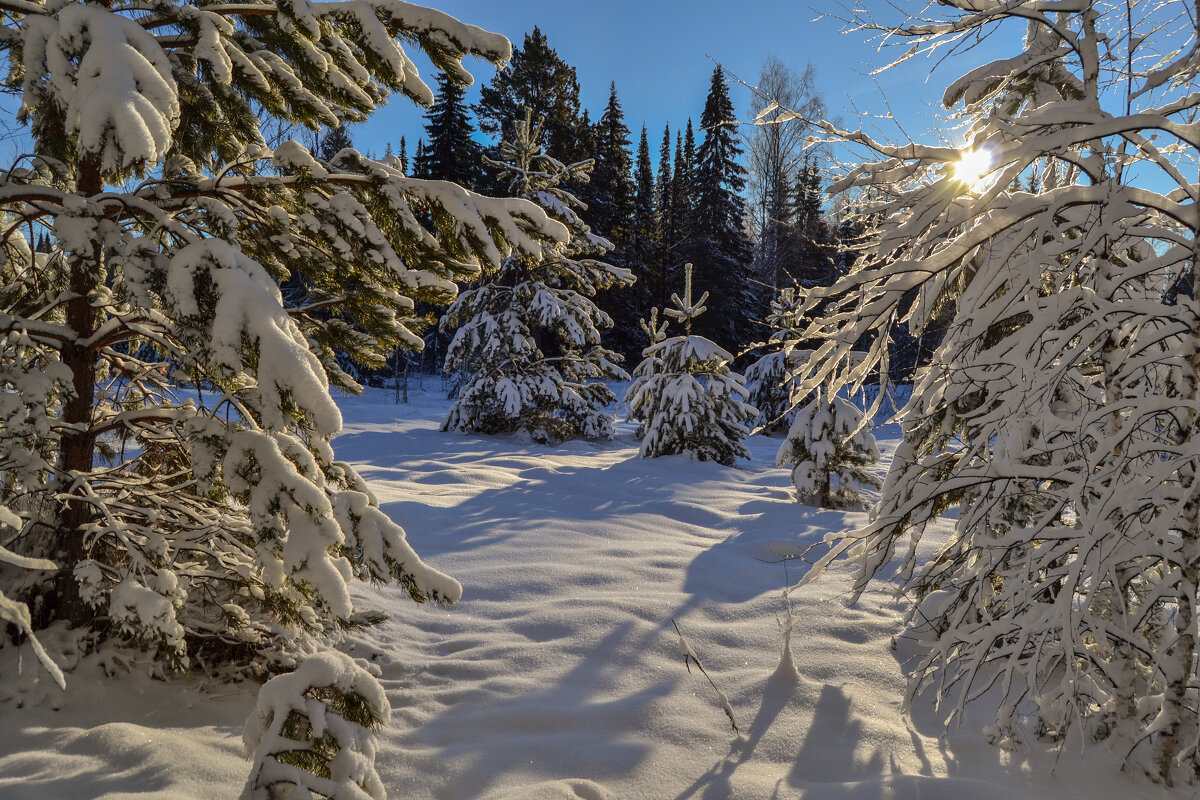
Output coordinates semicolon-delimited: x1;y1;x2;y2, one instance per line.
375;448;761;564
399;620;671;799
677;512;844;607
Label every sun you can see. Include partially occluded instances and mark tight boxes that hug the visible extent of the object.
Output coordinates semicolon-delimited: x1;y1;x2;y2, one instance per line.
952;146;994;186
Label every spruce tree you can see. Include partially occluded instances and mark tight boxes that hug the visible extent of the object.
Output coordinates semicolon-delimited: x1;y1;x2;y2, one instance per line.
625;264;756;465
0;0;566;675
674;121;698;235
626;307;669;439
606;124;658;358
632;126;657;272
664;122;697;300
411;139;427;177
786;156;835;288
692;68;755;351
588;83;636;245
776;386;881;509
653;124;674;312
241;651;389;799
416;71;484;188
443;113;634;443
317;124;354;162
585;83;638;361
743;287;812;435
475;26;585;164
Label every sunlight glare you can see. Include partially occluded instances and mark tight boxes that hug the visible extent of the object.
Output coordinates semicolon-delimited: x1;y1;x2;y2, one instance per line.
952;146;994;186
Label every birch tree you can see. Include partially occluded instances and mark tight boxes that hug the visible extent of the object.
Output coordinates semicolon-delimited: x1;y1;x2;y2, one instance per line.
790;0;1199;781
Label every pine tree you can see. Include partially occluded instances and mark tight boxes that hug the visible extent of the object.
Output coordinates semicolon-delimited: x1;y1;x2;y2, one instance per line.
475;26;585;164
692;69;755;350
442;112;634;443
625;264;756;465
417;71;484;188
776;386;880;509
0;0;566;676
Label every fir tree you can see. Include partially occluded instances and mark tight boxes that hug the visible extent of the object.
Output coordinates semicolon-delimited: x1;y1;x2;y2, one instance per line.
416;71;484;188
625;264;756;465
692;68;755;350
0;0;566;676
442;112;634;443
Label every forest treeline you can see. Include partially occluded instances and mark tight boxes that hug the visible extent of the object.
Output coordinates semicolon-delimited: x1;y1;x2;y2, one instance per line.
324;28;927;378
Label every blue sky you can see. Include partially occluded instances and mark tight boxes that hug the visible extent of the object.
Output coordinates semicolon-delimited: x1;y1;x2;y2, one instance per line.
359;1;1007;160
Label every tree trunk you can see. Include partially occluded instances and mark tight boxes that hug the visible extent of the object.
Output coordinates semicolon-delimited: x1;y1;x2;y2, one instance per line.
46;158;102;626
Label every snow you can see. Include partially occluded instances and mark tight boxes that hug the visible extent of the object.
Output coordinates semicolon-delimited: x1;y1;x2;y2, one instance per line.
23;4;179;174
0;385;1188;799
243;650;390;799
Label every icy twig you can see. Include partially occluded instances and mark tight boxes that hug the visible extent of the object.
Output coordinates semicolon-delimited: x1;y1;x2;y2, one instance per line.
671;618;739;735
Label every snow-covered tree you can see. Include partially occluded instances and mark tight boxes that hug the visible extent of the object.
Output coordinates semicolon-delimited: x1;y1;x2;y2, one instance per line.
442;112;634;444
241;651;388;800
0;0;567;675
626;307;669;439
791;0;1199;781
625;264;756;465
744;287;813;435
776;387;880;509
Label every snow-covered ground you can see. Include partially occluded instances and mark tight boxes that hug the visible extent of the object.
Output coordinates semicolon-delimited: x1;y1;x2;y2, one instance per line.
0;385;1185;799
